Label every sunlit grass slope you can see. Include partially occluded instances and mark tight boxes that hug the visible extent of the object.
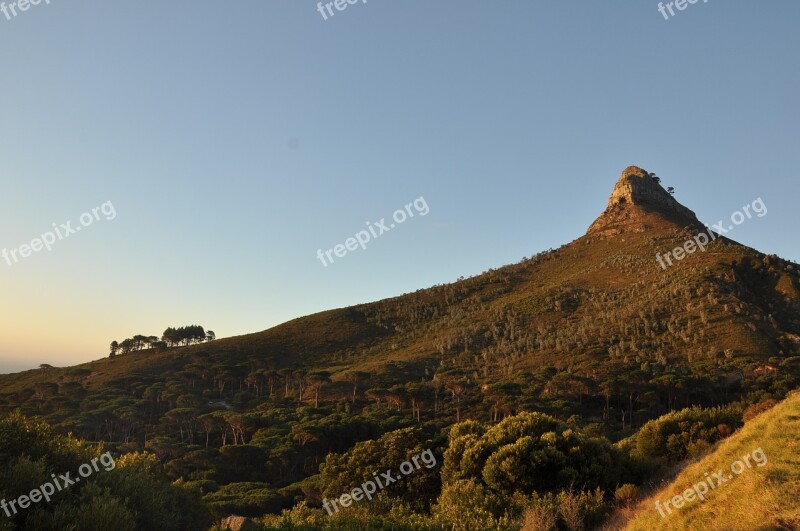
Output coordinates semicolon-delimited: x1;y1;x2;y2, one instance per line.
625;391;800;531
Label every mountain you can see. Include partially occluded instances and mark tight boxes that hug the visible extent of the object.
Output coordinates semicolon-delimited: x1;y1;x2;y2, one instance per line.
2;165;799;405
3;163;799;389
0;165;798;521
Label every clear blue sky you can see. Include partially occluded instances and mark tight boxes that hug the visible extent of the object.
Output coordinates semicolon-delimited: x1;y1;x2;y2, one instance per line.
1;1;798;372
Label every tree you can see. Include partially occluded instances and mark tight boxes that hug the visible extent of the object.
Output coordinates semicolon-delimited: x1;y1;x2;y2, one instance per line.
386;385;408;412
481;381;520;422
110;341;119;357
119;338;135;354
667;186;675;195
224;414;248;445
293;370;307;403
132;335;148;350
198;413;222;447
407;383;434;421
264;370;278;399
161;325;206;347
206;330;216;341
365;388;389;406
245;371;262;397
439;374;471;422
343;370;371;404
162;327;180;348
277;368;293;398
307;371;331;408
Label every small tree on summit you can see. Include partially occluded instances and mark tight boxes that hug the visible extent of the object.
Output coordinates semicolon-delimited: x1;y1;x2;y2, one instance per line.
667;186;675;195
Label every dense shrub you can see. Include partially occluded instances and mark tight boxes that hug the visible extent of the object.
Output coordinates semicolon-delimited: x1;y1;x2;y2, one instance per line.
318;427;442;510
631;405;743;464
441;412;638;496
614;483;640;507
0;412;210;530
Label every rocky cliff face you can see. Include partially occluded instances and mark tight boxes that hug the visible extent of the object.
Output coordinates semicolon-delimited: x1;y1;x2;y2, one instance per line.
586;166;701;237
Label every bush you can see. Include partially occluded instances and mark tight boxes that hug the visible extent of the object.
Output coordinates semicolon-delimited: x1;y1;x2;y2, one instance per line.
614;483;639;507
442;412;637;496
521;503;557;531
318;427;442;511
524;489;609;531
631;405;742;464
432;479;508;529
743;398;778;422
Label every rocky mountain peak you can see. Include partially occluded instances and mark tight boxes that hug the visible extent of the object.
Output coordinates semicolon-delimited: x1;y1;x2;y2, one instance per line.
586;166;701;237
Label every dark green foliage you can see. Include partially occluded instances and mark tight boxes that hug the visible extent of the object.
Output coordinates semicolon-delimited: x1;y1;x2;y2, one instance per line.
0;413;210;530
203;482;288;518
442;412;637;496
318;427;443;511
630;404;743;463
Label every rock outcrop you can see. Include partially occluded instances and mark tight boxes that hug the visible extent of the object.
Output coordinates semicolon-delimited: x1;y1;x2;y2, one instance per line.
587;166;701;237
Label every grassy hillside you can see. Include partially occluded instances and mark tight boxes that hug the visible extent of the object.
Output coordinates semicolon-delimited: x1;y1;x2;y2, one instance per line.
623;391;800;530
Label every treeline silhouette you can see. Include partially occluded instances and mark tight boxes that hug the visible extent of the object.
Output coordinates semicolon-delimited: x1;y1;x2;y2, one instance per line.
109;325;214;356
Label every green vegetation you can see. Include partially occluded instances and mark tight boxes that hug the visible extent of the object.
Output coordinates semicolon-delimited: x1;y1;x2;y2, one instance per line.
626;404;743;464
0;412;209;530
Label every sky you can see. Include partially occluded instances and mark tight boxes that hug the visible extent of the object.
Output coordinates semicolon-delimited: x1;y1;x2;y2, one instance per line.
1;1;798;373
